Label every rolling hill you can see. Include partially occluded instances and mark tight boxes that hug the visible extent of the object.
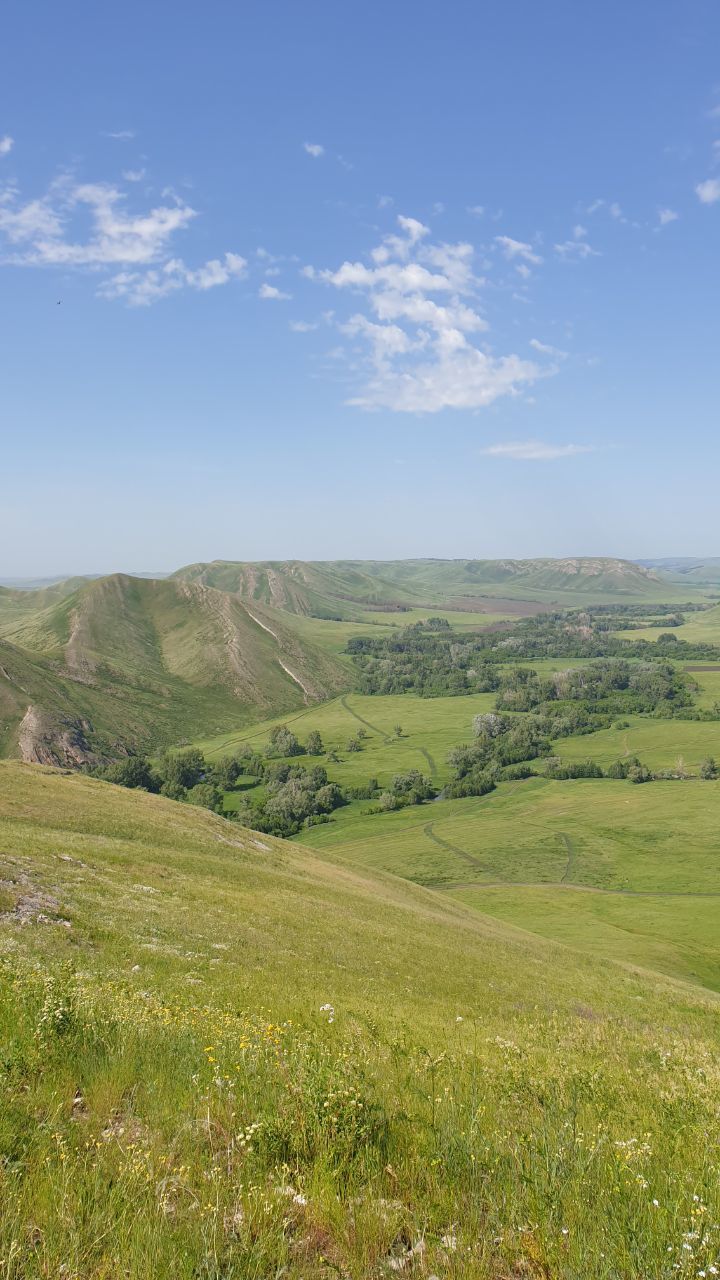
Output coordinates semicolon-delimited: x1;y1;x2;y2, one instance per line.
173;555;690;612
638;557;720;588
0;575;349;765
1;760;719;1277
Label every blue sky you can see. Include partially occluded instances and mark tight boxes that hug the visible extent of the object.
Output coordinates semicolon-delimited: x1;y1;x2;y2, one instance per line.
1;0;719;576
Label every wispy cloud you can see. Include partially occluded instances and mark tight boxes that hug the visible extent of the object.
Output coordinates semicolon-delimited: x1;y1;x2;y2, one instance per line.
102;129;135;140
495;235;543;265
259;282;292;300
0;136;14;157
122;168;146;183
467;204;485;216
306;214;545;412
554;238;600;260
303;142;324;158
658;207;679;225
529;338;568;359
0;171;246;304
481;440;594;461
289;319;318;332
99;253;247;305
696;177;720;204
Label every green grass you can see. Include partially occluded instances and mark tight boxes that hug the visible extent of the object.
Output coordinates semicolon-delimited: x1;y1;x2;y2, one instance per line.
2;761;720;1277
198;691;498;787
296;775;720;992
614;602;720;645
556;714;720;771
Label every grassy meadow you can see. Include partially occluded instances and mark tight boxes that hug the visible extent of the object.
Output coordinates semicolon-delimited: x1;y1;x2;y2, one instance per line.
1;762;720;1278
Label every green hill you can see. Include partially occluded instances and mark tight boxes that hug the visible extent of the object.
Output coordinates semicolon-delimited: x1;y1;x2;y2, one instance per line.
174;556;690;611
0;575;349;765
1;760;719;1277
639;557;720;588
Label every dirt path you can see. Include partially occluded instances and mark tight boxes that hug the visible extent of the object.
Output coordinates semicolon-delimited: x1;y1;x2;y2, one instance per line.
438;880;720;898
559;832;576;883
339;696;391;741
419;747;438;777
423;822;485;872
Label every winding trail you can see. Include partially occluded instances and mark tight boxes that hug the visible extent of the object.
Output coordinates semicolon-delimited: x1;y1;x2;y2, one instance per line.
423;822;485;872
340;696;391;741
439;880;720;898
559;833;576;883
419;747;438;778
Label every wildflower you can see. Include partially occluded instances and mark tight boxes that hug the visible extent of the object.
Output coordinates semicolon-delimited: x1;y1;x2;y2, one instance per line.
653;1199;659;1207
561;1227;569;1236
455;1016;464;1023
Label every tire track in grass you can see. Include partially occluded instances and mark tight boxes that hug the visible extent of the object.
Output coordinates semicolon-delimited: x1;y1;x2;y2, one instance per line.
419;747;437;777
437;880;720;898
340;695;392;742
559;833;576;883
423;822;485;872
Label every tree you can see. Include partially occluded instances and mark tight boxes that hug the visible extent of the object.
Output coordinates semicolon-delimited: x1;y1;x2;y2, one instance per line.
161;748;206;790
186;782;224;813
210;756;241;789
346;737;362;752
700;756;718;780
306;730;324;756
472;712;507;739
102;756;158;791
265;725;303;758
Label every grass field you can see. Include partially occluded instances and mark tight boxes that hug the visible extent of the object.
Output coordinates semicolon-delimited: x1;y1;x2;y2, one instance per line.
295;776;720;991
614;602;720;644
556;714;720;770
198;691;499;787
2;761;720;1277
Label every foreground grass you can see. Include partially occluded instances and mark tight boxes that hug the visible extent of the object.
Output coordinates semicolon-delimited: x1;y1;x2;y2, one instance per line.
1;763;720;1277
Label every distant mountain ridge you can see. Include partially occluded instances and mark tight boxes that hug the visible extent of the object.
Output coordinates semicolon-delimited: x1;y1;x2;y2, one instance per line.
172;555;684;610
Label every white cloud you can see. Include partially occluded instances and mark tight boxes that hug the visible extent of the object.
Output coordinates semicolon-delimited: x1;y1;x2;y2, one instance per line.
0;171;246;304
529;338;568;359
0;180;197;266
554;238;600;260
377;195;394;208
303;142;324;158
98;252;247;305
573;224;587;239
696;178;720;204
103;130;135;140
467;204;485;216
609;201;623;219
658;207;679;225
0;136;13;157
122;168;146;183
259;282;291;299
481;440;594;460
290;320;319;332
495;235;543;265
307;213;546;412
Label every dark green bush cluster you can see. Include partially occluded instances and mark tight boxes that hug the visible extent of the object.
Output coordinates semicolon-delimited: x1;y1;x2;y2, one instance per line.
97;748;226;812
236;763;346;837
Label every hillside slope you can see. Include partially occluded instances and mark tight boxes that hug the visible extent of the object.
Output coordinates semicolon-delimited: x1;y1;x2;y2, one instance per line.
174;555;690;611
0;575;349;764
0;761;718;1278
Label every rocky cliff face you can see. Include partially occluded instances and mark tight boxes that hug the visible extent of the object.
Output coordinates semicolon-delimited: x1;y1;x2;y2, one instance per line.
18;705;103;768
